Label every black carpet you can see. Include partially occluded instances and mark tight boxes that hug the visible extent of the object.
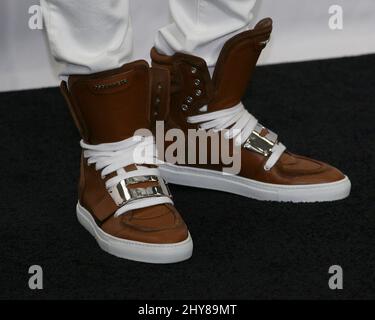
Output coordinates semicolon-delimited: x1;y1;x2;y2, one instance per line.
1;55;374;300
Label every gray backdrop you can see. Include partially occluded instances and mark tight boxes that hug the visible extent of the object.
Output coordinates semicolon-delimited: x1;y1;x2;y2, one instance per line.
1;0;374;92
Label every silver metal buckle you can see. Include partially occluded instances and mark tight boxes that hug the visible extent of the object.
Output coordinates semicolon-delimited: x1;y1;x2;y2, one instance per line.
107;175;172;207
243;124;278;157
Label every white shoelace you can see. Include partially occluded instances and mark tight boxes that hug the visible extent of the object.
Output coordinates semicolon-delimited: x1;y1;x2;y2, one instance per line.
81;136;173;217
187;102;286;171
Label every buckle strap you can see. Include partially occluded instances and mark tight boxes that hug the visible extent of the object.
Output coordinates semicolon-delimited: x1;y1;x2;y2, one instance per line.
107;175;172;207
125;175;158;185
243;123;278;157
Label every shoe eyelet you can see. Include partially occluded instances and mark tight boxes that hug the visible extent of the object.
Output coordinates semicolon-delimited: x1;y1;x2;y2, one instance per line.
186;96;194;104
191;67;197;74
194;79;201;86
181;104;189;111
195;89;202;97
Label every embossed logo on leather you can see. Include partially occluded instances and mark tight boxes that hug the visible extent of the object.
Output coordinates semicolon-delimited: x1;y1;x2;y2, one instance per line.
94;79;128;90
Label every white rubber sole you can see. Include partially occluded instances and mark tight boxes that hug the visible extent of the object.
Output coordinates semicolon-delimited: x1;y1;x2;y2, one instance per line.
159;163;351;203
76;203;193;264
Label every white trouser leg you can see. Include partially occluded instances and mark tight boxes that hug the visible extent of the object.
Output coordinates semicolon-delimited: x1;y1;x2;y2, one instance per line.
155;0;257;69
40;0;133;76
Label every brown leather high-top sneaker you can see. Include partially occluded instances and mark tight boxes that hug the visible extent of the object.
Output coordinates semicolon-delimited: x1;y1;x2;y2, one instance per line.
61;60;193;263
151;18;351;203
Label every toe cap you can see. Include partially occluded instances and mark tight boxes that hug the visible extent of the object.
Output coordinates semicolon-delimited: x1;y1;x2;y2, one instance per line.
275;153;346;185
115;204;189;244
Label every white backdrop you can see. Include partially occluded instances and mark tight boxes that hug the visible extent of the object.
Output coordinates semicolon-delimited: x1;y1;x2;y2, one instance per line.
0;0;374;92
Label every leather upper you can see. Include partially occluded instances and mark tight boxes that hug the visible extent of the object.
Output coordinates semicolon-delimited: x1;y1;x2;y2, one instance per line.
61;61;189;244
64;61;151;144
151;18;346;185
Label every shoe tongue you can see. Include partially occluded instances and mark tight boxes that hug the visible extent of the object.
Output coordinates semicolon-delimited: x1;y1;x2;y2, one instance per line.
208;18;273;112
68;61;151;145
